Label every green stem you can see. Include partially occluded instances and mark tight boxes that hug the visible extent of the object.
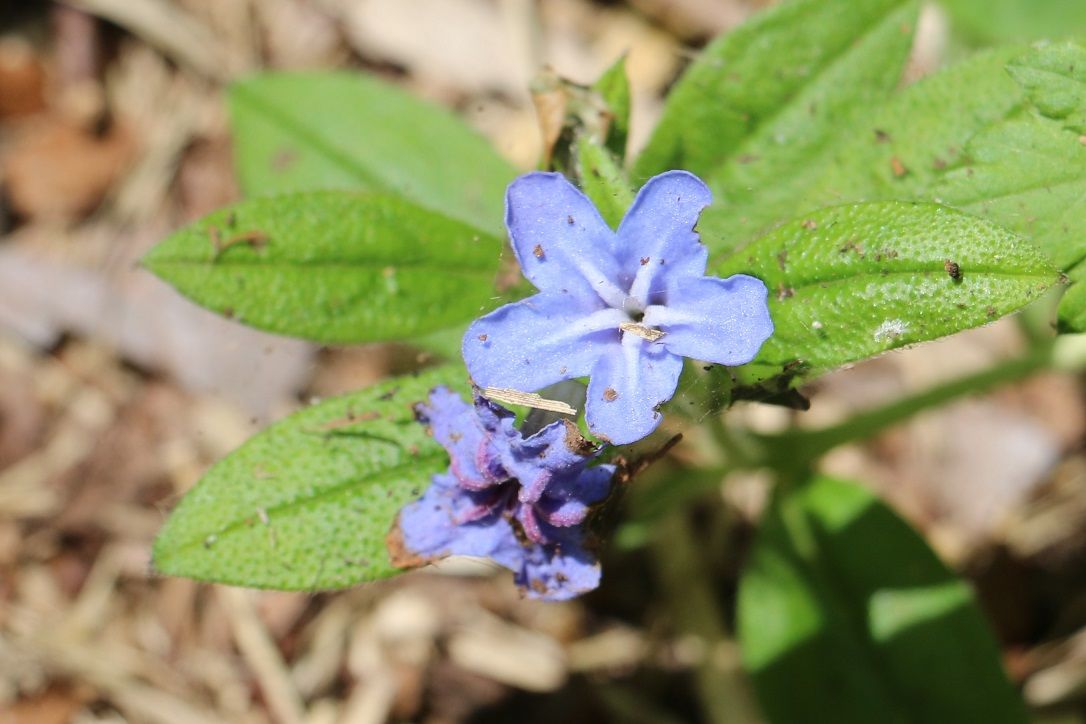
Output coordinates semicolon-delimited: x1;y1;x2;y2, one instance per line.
651;512;761;724
767;342;1055;465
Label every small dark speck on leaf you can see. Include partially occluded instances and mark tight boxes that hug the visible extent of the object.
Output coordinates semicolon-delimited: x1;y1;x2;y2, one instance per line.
891;156;908;177
533;244;544;259
272;147;298;172
801;219;818;230
986;305;998;318
874;129;891;143
944;259;962;281
777;284;794;301
777;250;788;270
603;387;618;402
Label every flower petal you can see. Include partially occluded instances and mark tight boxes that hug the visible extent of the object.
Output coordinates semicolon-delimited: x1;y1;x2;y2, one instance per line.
399;473;523;571
537;464;615;527
516;526;601;601
463;293;624;392
618;171;713;308
643;274;773;365
507;419;596;505
416;387;501;489
585;334;684;445
506;172;629;309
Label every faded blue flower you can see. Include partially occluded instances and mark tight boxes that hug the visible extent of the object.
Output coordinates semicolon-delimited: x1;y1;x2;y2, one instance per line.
390;387;614;601
462;171;773;445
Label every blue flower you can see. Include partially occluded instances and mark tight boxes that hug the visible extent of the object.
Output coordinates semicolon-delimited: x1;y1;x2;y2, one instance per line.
462;171;773;445
389;387;614;601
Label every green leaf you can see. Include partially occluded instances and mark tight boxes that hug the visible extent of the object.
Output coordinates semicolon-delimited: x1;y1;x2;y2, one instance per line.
930;44;1086;274
700;45;1027;253
819;44;1027;197
715;201;1059;385
576;140;634;229
1006;41;1086;131
592;55;631;160
939;0;1086;45
739;475;1027;724
633;0;917;182
144;191;504;344
229;72;517;234
153;367;465;590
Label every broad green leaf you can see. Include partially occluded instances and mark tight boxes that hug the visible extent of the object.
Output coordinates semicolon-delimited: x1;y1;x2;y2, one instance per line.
593;55;631;160
784;44;1086;275
229;72;517;234
700;45;1027;253
143;191;503;344
816;45;1026;199
739;475;1026;724
930;44;1086;272
698;1;918;249
576;140;634;229
938;0;1086;45
633;0;916;182
153;368;465;590
1006;41;1086;132
715;201;1059;385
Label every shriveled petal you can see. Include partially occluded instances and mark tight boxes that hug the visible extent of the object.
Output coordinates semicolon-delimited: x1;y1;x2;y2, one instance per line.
515;526;601;601
399;473;523;571
618;171;713;308
585;334;684;445
537;464;615;527
415;387;499;488
463;293;624;393
506;172;628;308
643;274;773;366
507;420;596;505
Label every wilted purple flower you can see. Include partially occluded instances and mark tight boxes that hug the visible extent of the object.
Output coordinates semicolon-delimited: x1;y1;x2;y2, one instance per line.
389;387;614;601
463;171;773;445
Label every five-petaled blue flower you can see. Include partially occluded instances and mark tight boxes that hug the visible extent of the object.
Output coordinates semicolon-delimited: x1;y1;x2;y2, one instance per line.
390;387;614;601
462;171;773;445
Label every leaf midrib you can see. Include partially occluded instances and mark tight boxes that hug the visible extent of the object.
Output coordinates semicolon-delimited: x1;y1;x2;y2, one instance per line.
163;453;446;557
722;264;1054;290
147;256;498;275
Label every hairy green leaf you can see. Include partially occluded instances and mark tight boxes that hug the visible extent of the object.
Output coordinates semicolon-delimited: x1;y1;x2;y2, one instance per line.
229;72;516;234
739;475;1027;724
576;140;634;229
633;0;917;182
939;0;1086;45
700;46;1027;253
716;202;1059;385
153;368;465;590
593;55;631;160
144;191;503;344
